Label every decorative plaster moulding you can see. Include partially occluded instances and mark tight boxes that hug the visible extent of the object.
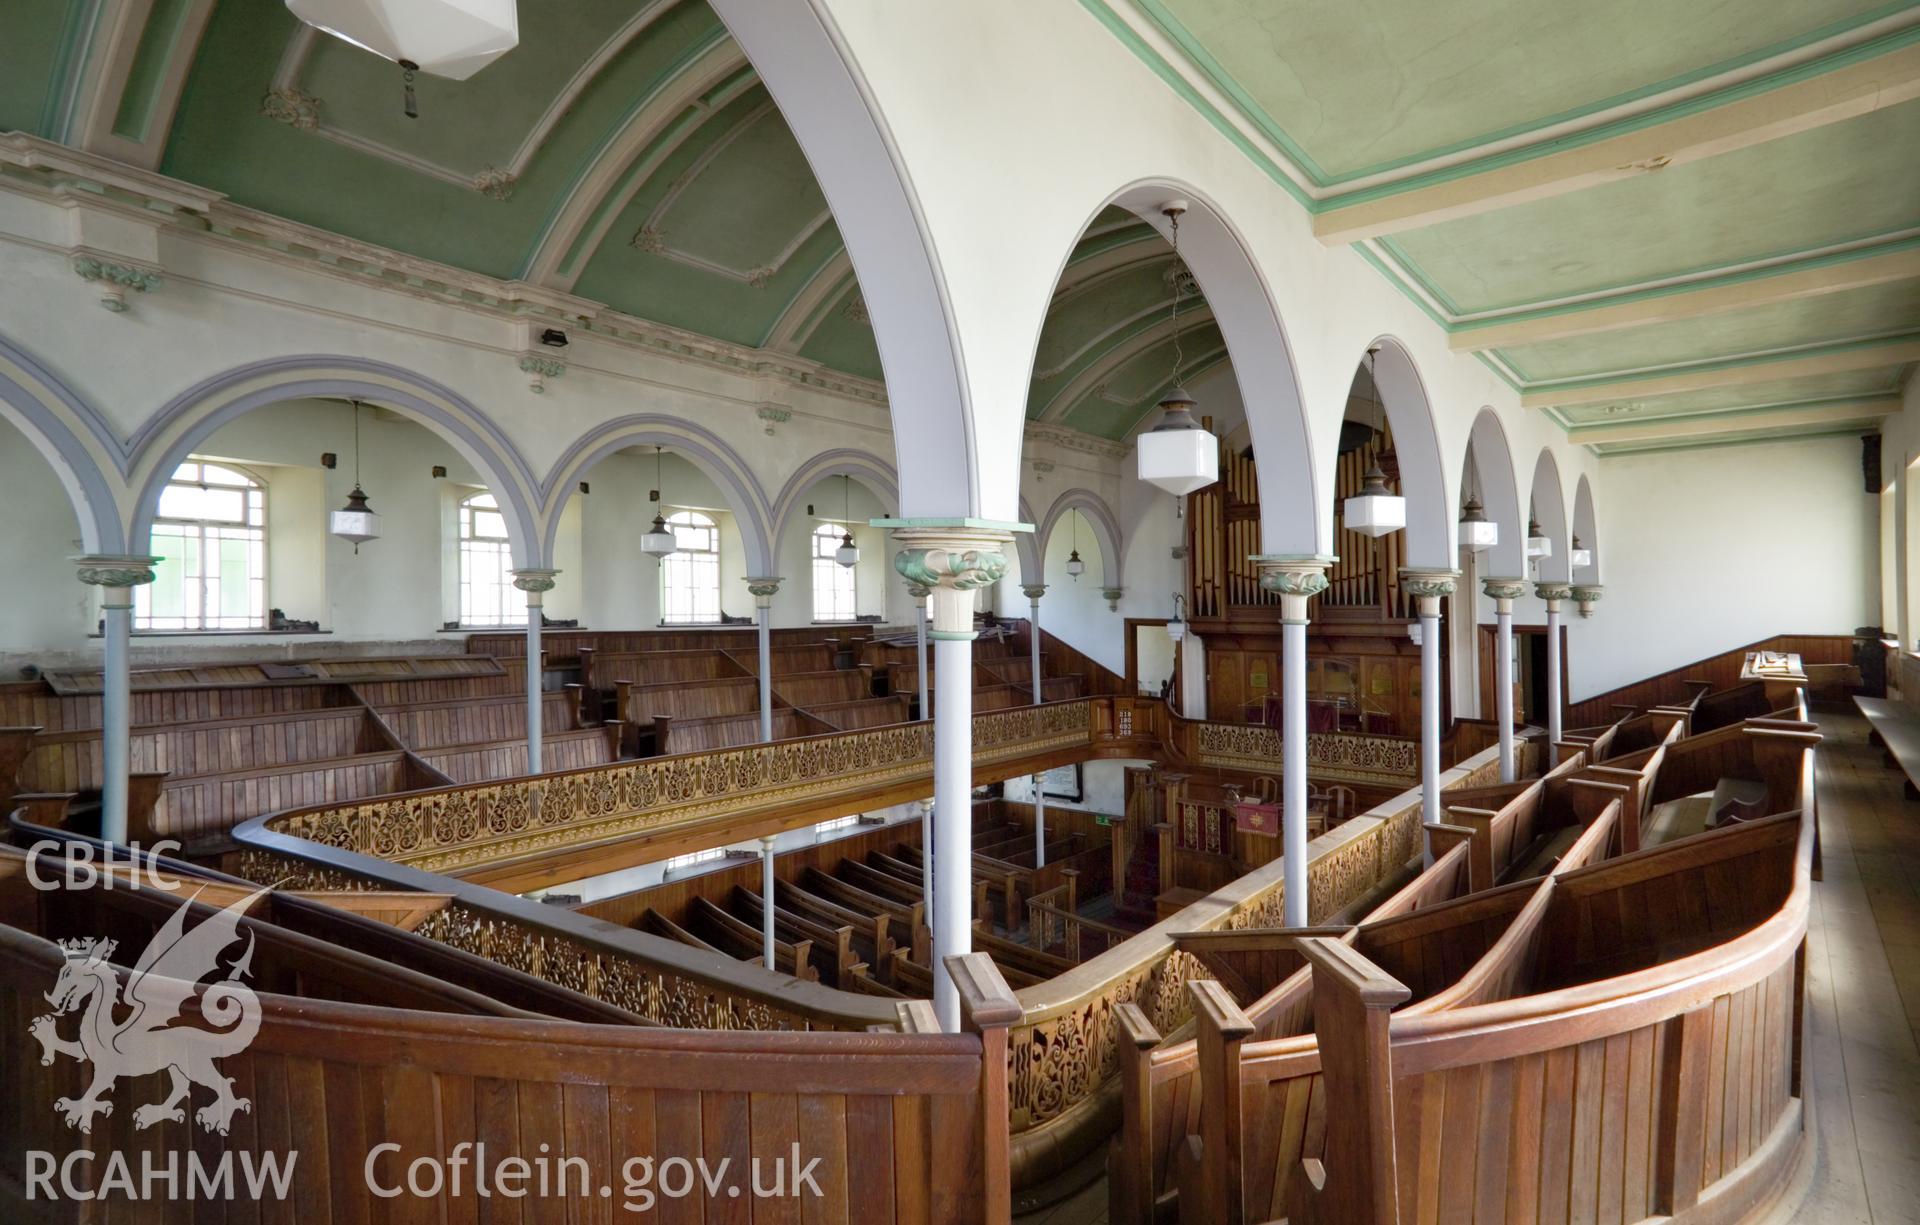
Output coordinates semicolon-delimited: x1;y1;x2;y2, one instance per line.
0;134;888;409
1022;422;1130;461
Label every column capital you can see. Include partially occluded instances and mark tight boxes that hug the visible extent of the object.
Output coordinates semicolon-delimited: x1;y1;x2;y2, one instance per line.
1022;584;1048;602
906;582;933;601
880;520;1021;637
1100;587;1122;611
74;554;162;589
1534;580;1574;610
1482;576;1527;612
1571;584;1604;618
743;576;783;608
1252;553;1335;622
511;568;559;594
1399;567;1459;617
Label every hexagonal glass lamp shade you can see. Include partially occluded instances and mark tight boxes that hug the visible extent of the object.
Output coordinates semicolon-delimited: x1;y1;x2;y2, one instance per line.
285;0;519;79
1137;389;1219;497
328;485;380;551
641;512;677;558
835;532;859;568
1065;550;1086;579
1458;495;1499;552
1526;517;1552;560
1569;535;1593;570
1343;464;1405;538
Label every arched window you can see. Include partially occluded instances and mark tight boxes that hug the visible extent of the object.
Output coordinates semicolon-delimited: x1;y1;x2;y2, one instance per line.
812;522;857;621
661;510;720;624
136;460;267;631
459;492;520;627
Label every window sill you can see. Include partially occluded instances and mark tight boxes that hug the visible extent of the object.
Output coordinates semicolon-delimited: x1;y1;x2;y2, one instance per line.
102;629;334;640
439;625;529;632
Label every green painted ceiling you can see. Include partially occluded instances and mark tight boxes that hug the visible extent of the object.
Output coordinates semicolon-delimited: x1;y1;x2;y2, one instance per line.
1501;279;1920;384
1099;0;1920;450
1144;0;1905;183
6;1;1916;451
1385;99;1920;316
1554;366;1906;426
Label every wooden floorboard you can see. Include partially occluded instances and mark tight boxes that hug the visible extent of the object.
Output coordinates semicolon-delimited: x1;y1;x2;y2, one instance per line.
1748;711;1919;1225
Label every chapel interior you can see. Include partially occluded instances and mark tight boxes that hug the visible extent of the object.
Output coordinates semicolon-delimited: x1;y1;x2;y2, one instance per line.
0;2;1916;1223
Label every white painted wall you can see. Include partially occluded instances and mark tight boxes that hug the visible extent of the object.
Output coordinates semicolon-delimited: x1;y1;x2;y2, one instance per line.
1567;434;1876;701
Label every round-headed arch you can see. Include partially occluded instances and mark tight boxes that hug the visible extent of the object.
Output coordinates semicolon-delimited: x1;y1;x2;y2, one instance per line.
1572;474;1600;583
1529;448;1571;584
1349;337;1451;569
540;416;776;576
1464;408;1526;579
1038;488;1124;589
0;332;123;553
770;448;900;545
1027;179;1320;556
130;356;541;567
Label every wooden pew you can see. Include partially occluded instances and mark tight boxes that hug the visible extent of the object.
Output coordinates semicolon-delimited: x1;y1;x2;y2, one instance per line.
727;886;861;987
686;895;819;982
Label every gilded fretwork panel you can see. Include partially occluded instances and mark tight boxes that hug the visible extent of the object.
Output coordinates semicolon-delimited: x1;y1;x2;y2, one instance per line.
269;701;1094;874
1193;722;1418;784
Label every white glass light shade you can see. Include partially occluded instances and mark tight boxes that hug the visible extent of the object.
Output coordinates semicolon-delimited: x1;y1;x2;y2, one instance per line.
1570;536;1593;569
641;512;677;558
1137;389;1218;496
1065;549;1086;579
1458;496;1498;552
285;0;519;79
1343;466;1406;538
328;486;380;547
835;533;859;568
1526;520;1552;559
1165;617;1187;645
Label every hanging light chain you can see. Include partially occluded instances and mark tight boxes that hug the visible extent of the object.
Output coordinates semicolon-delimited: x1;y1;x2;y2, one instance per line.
1167;206;1185;386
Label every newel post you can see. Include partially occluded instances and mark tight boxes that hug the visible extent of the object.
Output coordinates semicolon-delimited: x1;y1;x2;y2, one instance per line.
1189;977;1256;1225
948;952;1021;1224
1292;936;1409;1225
1113;1002;1163;1225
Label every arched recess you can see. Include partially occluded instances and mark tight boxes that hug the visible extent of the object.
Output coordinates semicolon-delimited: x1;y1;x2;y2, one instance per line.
1529;449;1571;584
540;416;775;576
1349;338;1451;568
1572;474;1600;584
130;357;540;567
705;0;984;517
1464;408;1526;579
1038;489;1124;589
770;448;899;543
1037;180;1320;555
0;334;125;553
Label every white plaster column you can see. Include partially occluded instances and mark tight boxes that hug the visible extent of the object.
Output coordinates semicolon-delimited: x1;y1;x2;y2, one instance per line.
745;578;782;742
919;797;935;903
1401;569;1460;862
885;520;1018;1030
511;570;558;773
1024;583;1048;868
760;834;778;970
1024;584;1047;704
1255;555;1335;928
1536;581;1572;763
1484;578;1527;783
908;582;931;719
76;556;160;845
